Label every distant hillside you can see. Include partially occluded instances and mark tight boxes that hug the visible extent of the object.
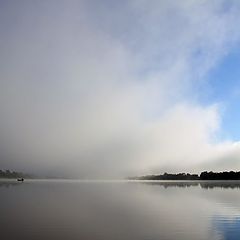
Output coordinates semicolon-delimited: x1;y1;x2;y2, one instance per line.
0;169;32;179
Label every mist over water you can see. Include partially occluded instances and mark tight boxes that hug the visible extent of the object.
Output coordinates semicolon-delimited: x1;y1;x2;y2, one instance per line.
1;180;240;240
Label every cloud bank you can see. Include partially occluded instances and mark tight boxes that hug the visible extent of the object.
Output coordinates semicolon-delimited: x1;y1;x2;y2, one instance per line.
1;0;240;177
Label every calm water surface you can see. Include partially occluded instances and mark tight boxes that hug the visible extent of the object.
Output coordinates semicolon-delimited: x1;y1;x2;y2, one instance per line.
1;180;240;240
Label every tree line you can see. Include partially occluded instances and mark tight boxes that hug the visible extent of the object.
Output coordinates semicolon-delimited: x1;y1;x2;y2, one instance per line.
200;171;240;180
130;171;240;180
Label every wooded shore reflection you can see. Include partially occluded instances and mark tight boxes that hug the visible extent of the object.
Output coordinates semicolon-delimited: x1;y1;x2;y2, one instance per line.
138;181;240;189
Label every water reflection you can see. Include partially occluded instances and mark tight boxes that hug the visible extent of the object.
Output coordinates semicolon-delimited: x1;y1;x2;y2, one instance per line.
2;180;240;189
214;217;240;240
0;180;23;188
1;180;240;240
138;181;199;188
137;180;240;189
200;181;240;189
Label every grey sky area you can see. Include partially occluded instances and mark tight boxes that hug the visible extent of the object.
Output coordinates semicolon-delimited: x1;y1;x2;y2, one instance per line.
1;1;240;178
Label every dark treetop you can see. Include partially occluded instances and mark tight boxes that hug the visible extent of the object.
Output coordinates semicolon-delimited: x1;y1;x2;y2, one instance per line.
130;171;240;180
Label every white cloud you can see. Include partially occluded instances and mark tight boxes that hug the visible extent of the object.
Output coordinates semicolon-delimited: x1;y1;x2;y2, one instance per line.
0;0;240;177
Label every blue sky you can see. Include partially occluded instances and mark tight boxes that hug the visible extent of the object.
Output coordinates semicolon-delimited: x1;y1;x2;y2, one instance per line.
201;46;240;140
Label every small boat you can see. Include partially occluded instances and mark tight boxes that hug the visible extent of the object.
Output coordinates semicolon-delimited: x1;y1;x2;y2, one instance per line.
17;178;24;182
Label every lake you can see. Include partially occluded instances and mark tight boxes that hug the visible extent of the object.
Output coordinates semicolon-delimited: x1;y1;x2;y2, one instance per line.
1;180;240;240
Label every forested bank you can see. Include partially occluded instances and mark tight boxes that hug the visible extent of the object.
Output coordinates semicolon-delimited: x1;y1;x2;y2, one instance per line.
130;171;240;180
